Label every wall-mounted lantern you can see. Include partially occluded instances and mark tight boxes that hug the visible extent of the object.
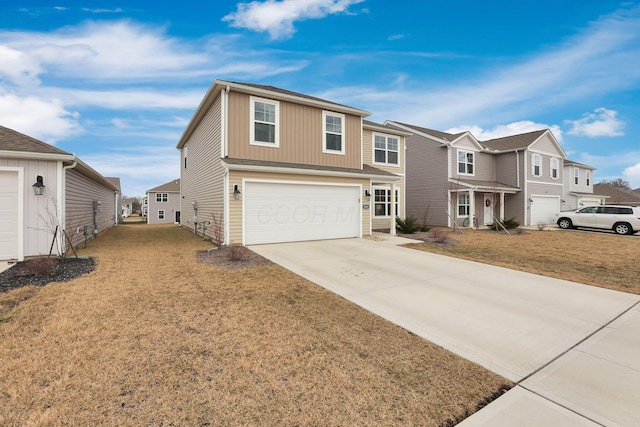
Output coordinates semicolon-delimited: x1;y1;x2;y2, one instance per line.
364;189;371;201
32;175;45;196
233;184;241;200
528;197;534;204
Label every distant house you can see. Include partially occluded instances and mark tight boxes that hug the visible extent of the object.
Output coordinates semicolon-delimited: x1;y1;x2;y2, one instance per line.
146;179;180;224
562;160;607;210
141;196;148;217
388;122;567;228
593;183;640;205
0;124;121;261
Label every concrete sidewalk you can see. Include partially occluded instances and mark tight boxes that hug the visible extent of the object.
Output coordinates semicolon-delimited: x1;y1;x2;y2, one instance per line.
251;237;640;426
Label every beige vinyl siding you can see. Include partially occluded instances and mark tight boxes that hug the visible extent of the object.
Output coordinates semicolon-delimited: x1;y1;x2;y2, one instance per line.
404;134;450;227
65;168;116;249
228;170;370;244
227;92;361;169
180;93;225;239
0;158;60;257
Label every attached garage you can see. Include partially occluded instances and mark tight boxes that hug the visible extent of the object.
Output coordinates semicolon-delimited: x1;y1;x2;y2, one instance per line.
530;195;560;226
0;170;21;260
244;181;361;245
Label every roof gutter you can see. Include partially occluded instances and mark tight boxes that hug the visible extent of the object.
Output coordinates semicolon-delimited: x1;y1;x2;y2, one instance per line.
225;162;401;181
0;150;75;162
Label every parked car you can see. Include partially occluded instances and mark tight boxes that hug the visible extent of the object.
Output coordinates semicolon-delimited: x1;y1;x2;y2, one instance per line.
556;205;640;235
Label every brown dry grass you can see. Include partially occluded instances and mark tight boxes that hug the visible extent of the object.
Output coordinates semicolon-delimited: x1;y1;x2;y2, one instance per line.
405;228;640;294
0;224;509;426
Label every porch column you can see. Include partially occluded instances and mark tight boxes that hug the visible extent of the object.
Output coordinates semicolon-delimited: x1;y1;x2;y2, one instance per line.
469;190;475;228
500;192;505;221
390;182;397;235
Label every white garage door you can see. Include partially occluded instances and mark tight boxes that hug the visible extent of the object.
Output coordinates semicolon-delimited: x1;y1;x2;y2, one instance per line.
0;171;20;260
580;198;600;208
244;181;361;245
530;196;560;226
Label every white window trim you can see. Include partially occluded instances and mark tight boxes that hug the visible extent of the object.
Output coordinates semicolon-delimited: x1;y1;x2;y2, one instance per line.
586;170;591;186
158;210;165;220
372;186;399;218
550;157;559;179
457;149;475;176
457;193;470;218
322;111;345;155
372;132;400;167
250;96;280;148
574;167;579;185
532;153;542;177
156;193;168;203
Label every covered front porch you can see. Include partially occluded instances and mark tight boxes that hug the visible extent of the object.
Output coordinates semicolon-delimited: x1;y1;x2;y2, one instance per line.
448;180;520;229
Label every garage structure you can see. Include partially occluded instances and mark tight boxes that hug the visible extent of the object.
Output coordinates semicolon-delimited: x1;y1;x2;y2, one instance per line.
243;180;361;245
0;169;22;260
530;195;561;226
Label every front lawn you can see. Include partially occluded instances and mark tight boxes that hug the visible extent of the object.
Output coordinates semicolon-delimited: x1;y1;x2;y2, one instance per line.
0;224;509;426
404;228;640;294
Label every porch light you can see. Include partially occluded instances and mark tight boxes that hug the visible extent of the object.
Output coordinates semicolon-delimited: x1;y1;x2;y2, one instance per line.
364;189;371;201
528;197;534;204
233;184;241;200
32;175;45;196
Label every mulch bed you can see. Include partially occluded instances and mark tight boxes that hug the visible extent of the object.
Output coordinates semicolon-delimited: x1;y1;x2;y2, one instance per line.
0;257;96;293
196;246;273;269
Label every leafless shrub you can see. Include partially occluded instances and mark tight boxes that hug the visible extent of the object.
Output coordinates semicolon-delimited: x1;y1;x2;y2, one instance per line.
210;212;224;247
27;258;57;276
536;222;546;231
431;229;451;244
226;245;249;262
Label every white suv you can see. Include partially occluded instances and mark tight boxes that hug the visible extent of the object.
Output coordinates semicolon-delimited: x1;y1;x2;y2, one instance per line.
557;205;640;235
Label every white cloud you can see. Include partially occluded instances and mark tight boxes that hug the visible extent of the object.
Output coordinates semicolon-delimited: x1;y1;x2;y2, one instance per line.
623;162;640;188
0;94;81;143
0;45;43;86
388;34;405;41
223;0;365;40
566;107;624;137
445;121;564;142
82;8;124;14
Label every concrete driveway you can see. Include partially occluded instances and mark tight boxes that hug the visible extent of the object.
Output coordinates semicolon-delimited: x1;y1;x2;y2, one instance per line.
251;235;640;426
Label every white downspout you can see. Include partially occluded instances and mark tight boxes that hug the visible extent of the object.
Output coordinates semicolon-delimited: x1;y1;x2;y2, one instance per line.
61;159;78;253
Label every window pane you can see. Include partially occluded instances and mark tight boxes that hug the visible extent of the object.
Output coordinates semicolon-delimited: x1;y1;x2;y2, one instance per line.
458;163;466;173
458;151;466;162
374;135;386;149
325;115;342;133
255;102;275;124
467;152;474;163
467;164;473;174
255;123;275;143
388;151;398;164
326;133;342;151
388;138;398;151
375;149;386;163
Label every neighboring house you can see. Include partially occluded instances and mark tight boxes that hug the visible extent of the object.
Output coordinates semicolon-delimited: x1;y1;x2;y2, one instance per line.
141;196;148;216
0;124;121;261
562;160;607;210
593;183;640;205
388;122;568;228
146;179;180;224
176;80;407;245
106;177;123;223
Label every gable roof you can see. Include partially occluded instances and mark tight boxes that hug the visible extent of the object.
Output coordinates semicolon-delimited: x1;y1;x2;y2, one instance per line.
363;120;413;136
564;160;596;170
593;184;640;205
480;129;547;151
105;177;121;191
148;179;180;193
385;121;465;142
0;124;73;159
177;80;370;149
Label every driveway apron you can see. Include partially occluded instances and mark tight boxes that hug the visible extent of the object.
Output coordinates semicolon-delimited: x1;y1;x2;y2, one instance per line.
251;237;640;426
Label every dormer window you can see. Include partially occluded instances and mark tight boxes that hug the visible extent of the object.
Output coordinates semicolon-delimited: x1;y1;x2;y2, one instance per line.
457;150;474;175
323;111;345;154
250;97;279;147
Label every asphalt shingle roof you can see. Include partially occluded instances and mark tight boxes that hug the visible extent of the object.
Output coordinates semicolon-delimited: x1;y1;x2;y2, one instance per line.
0;124;72;156
480;129;547;151
148;179;180;193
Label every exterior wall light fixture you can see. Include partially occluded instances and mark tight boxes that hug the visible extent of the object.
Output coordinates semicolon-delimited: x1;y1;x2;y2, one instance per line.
32;175;45;196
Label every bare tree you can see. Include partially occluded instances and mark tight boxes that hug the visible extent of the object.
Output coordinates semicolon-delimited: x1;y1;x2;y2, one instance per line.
598;178;630;189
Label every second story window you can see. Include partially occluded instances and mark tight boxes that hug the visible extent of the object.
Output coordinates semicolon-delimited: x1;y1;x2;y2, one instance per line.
374;134;399;165
531;153;542;177
457;150;474;175
156;193;168;202
586;170;591;186
323;111;345;154
251;97;279;147
574;167;579;185
550;157;559;179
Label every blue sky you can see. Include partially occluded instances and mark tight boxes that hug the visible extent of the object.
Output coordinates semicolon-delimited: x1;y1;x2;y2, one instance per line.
1;0;639;196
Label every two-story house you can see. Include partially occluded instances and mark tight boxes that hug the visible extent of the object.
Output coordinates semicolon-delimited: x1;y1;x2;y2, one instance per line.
176;80;407;245
562;160;606;210
146;179;180;224
388;122;567;228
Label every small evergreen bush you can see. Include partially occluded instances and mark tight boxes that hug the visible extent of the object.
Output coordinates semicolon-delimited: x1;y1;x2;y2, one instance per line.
396;216;421;234
491;217;520;230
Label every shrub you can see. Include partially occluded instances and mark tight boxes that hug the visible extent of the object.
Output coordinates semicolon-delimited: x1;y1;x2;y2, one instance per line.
491;217;520;230
396;216;421;234
226;245;249;262
430;229;451;244
27;258;58;276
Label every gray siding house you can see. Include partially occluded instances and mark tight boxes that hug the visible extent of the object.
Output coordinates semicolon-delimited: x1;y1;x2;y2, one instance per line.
0;125;121;261
562;160;606;209
388;122;569;228
146;179;180;224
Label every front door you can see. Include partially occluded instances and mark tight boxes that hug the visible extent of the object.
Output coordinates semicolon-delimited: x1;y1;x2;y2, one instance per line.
483;194;493;225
